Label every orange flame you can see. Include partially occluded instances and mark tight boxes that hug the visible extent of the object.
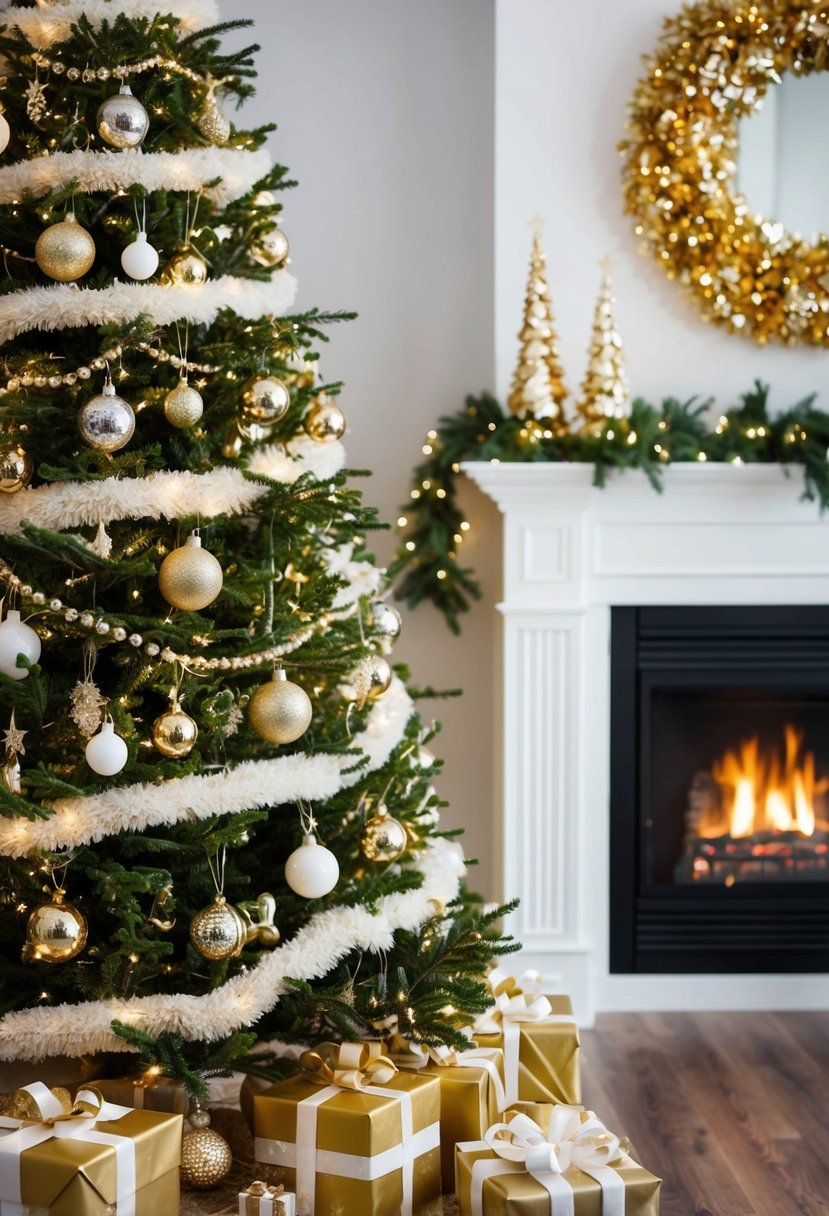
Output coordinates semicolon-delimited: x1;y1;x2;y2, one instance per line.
707;725;828;839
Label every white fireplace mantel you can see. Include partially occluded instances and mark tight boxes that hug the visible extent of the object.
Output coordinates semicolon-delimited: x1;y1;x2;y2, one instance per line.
463;462;829;1024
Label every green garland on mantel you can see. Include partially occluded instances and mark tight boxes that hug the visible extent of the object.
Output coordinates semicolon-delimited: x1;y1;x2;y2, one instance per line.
389;382;829;634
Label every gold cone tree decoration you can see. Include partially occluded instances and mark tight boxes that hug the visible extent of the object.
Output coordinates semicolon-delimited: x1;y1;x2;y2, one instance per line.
576;259;630;436
506;231;569;434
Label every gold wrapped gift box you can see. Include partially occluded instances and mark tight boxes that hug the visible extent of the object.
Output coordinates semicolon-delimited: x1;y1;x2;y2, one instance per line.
473;995;580;1107
6;1166;181;1216
253;1070;442;1216
93;1073;189;1115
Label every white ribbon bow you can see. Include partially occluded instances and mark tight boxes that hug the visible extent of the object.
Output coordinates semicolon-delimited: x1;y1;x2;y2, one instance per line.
392;1029;507;1113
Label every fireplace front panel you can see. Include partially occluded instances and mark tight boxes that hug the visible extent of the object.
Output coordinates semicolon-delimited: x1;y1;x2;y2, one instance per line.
610;605;829;974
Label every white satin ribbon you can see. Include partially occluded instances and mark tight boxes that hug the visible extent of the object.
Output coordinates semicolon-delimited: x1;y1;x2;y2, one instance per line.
256;1082;439;1216
0;1083;136;1216
462;1108;626;1216
473;990;565;1107
393;1038;507;1114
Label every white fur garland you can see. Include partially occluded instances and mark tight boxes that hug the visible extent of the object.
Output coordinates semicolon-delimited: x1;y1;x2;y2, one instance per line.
0;837;466;1060
0;273;297;344
0;679;413;858
5;0;219;46
0;437;346;534
0;148;272;208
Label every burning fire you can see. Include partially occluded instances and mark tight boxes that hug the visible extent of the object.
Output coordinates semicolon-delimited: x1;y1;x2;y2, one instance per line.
705;725;829;839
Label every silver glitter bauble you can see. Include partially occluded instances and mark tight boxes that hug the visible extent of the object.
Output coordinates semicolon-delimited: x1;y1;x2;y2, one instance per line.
97;84;149;149
78;382;135;452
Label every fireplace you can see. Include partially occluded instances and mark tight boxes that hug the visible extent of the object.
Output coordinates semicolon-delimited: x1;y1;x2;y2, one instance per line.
610;605;829;974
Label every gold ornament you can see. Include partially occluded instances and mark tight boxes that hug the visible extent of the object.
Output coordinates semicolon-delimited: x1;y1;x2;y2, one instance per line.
180;1110;233;1190
189;894;247;960
352;654;392;708
161;247;208;286
159;533;223;612
241;375;290;423
507;229;569;433
248;667;312;745
575;260;630;436
368;599;402;645
1;752;21;794
23;889;87;963
35;212;96;282
152;696;198;758
360;806;408;862
164;380;204;429
304;395;346;443
78;380;136;452
251;225;290;269
197;78;231;145
238;892;280;947
0;444;32;494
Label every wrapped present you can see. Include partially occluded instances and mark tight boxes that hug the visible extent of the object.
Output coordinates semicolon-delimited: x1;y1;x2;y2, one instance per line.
240;1179;297;1215
253;1041;442;1216
472;970;580;1108
455;1106;661;1215
393;1036;506;1193
0;1080;183;1216
92;1071;188;1115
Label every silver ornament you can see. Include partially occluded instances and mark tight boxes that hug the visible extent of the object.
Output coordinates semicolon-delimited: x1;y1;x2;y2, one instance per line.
78;381;135;452
97;84;149;149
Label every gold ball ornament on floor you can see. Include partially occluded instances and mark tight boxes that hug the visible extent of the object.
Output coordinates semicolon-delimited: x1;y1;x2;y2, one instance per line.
251;225;290;269
152;697;198;758
35;212;96;282
161;247;208;286
241;375;290;424
0;444;32;493
163;379;204;429
23;890;87;963
97;84;149;149
189;894;247;960
361;806;408;863
180;1109;233;1190
158;533;223;612
248;667;313;745
78;379;136;452
304;395;347;443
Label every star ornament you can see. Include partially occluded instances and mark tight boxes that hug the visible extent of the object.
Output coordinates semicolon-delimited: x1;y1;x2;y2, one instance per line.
3;711;27;758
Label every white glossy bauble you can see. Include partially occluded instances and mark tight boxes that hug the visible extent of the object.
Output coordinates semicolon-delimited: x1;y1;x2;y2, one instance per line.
284;835;339;899
78;382;135;452
0;112;10;155
97;84;149;149
0;610;41;680
85;719;128;777
121;231;159;280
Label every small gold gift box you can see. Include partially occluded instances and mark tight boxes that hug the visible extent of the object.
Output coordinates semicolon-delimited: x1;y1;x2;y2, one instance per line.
239;1179;296;1215
472;973;580;1108
92;1071;188;1115
253;1042;442;1216
0;1081;182;1216
455;1105;661;1216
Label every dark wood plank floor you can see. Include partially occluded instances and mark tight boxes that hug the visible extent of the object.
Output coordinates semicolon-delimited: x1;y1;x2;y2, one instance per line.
581;1012;829;1216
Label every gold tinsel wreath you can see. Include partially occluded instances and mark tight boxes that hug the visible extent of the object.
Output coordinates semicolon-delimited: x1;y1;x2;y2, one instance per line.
620;0;829;346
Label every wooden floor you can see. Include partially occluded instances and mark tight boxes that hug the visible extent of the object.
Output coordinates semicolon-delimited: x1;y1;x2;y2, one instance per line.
581;1012;829;1216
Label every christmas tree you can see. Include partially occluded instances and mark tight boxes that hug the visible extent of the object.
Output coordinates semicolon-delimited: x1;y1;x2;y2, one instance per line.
506;231;569;434
0;0;511;1097
575;259;630;436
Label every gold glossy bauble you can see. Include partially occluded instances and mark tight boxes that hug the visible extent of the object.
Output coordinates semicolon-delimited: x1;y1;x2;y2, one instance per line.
355;654;393;704
241;375;290;424
197;95;231;144
248;668;312;745
152;703;198;758
251;226;289;269
35;212;96;282
23;890;87;963
164;381;204;429
78;383;136;452
360;808;408;862
189;894;247;960
180;1125;233;1189
0;444;32;494
369;599;402;643
97;84;149;149
161;247;209;286
304;396;347;443
158;533;223;612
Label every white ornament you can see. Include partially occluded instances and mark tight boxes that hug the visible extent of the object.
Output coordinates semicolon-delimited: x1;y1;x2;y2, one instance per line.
121;231;159;281
0;112;10;156
284;834;339;899
85;718;128;776
0;610;41;680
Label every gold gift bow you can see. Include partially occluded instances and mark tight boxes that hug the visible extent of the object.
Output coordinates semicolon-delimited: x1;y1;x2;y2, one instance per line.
0;1081;137;1214
243;1179;288;1215
299;1040;398;1091
466;1108;626;1216
390;1031;508;1113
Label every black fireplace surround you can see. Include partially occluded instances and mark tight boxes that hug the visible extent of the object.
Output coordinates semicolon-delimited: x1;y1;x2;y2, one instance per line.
610;605;829;974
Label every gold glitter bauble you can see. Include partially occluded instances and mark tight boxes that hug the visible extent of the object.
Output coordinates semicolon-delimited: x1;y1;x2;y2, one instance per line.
164;381;204;429
189;894;246;960
23;890;87;963
304;396;346;443
180;1125;233;1189
251;225;289;269
158;533;223;612
161;247;208;286
152;703;198;758
248;668;312;745
0;444;32;493
197;95;231;144
35;212;95;282
360;809;408;862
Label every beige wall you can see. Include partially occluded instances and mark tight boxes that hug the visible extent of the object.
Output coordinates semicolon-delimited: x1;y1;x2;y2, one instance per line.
241;0;500;895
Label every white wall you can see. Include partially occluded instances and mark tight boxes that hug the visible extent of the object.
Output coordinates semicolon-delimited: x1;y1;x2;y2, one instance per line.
241;0;500;893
